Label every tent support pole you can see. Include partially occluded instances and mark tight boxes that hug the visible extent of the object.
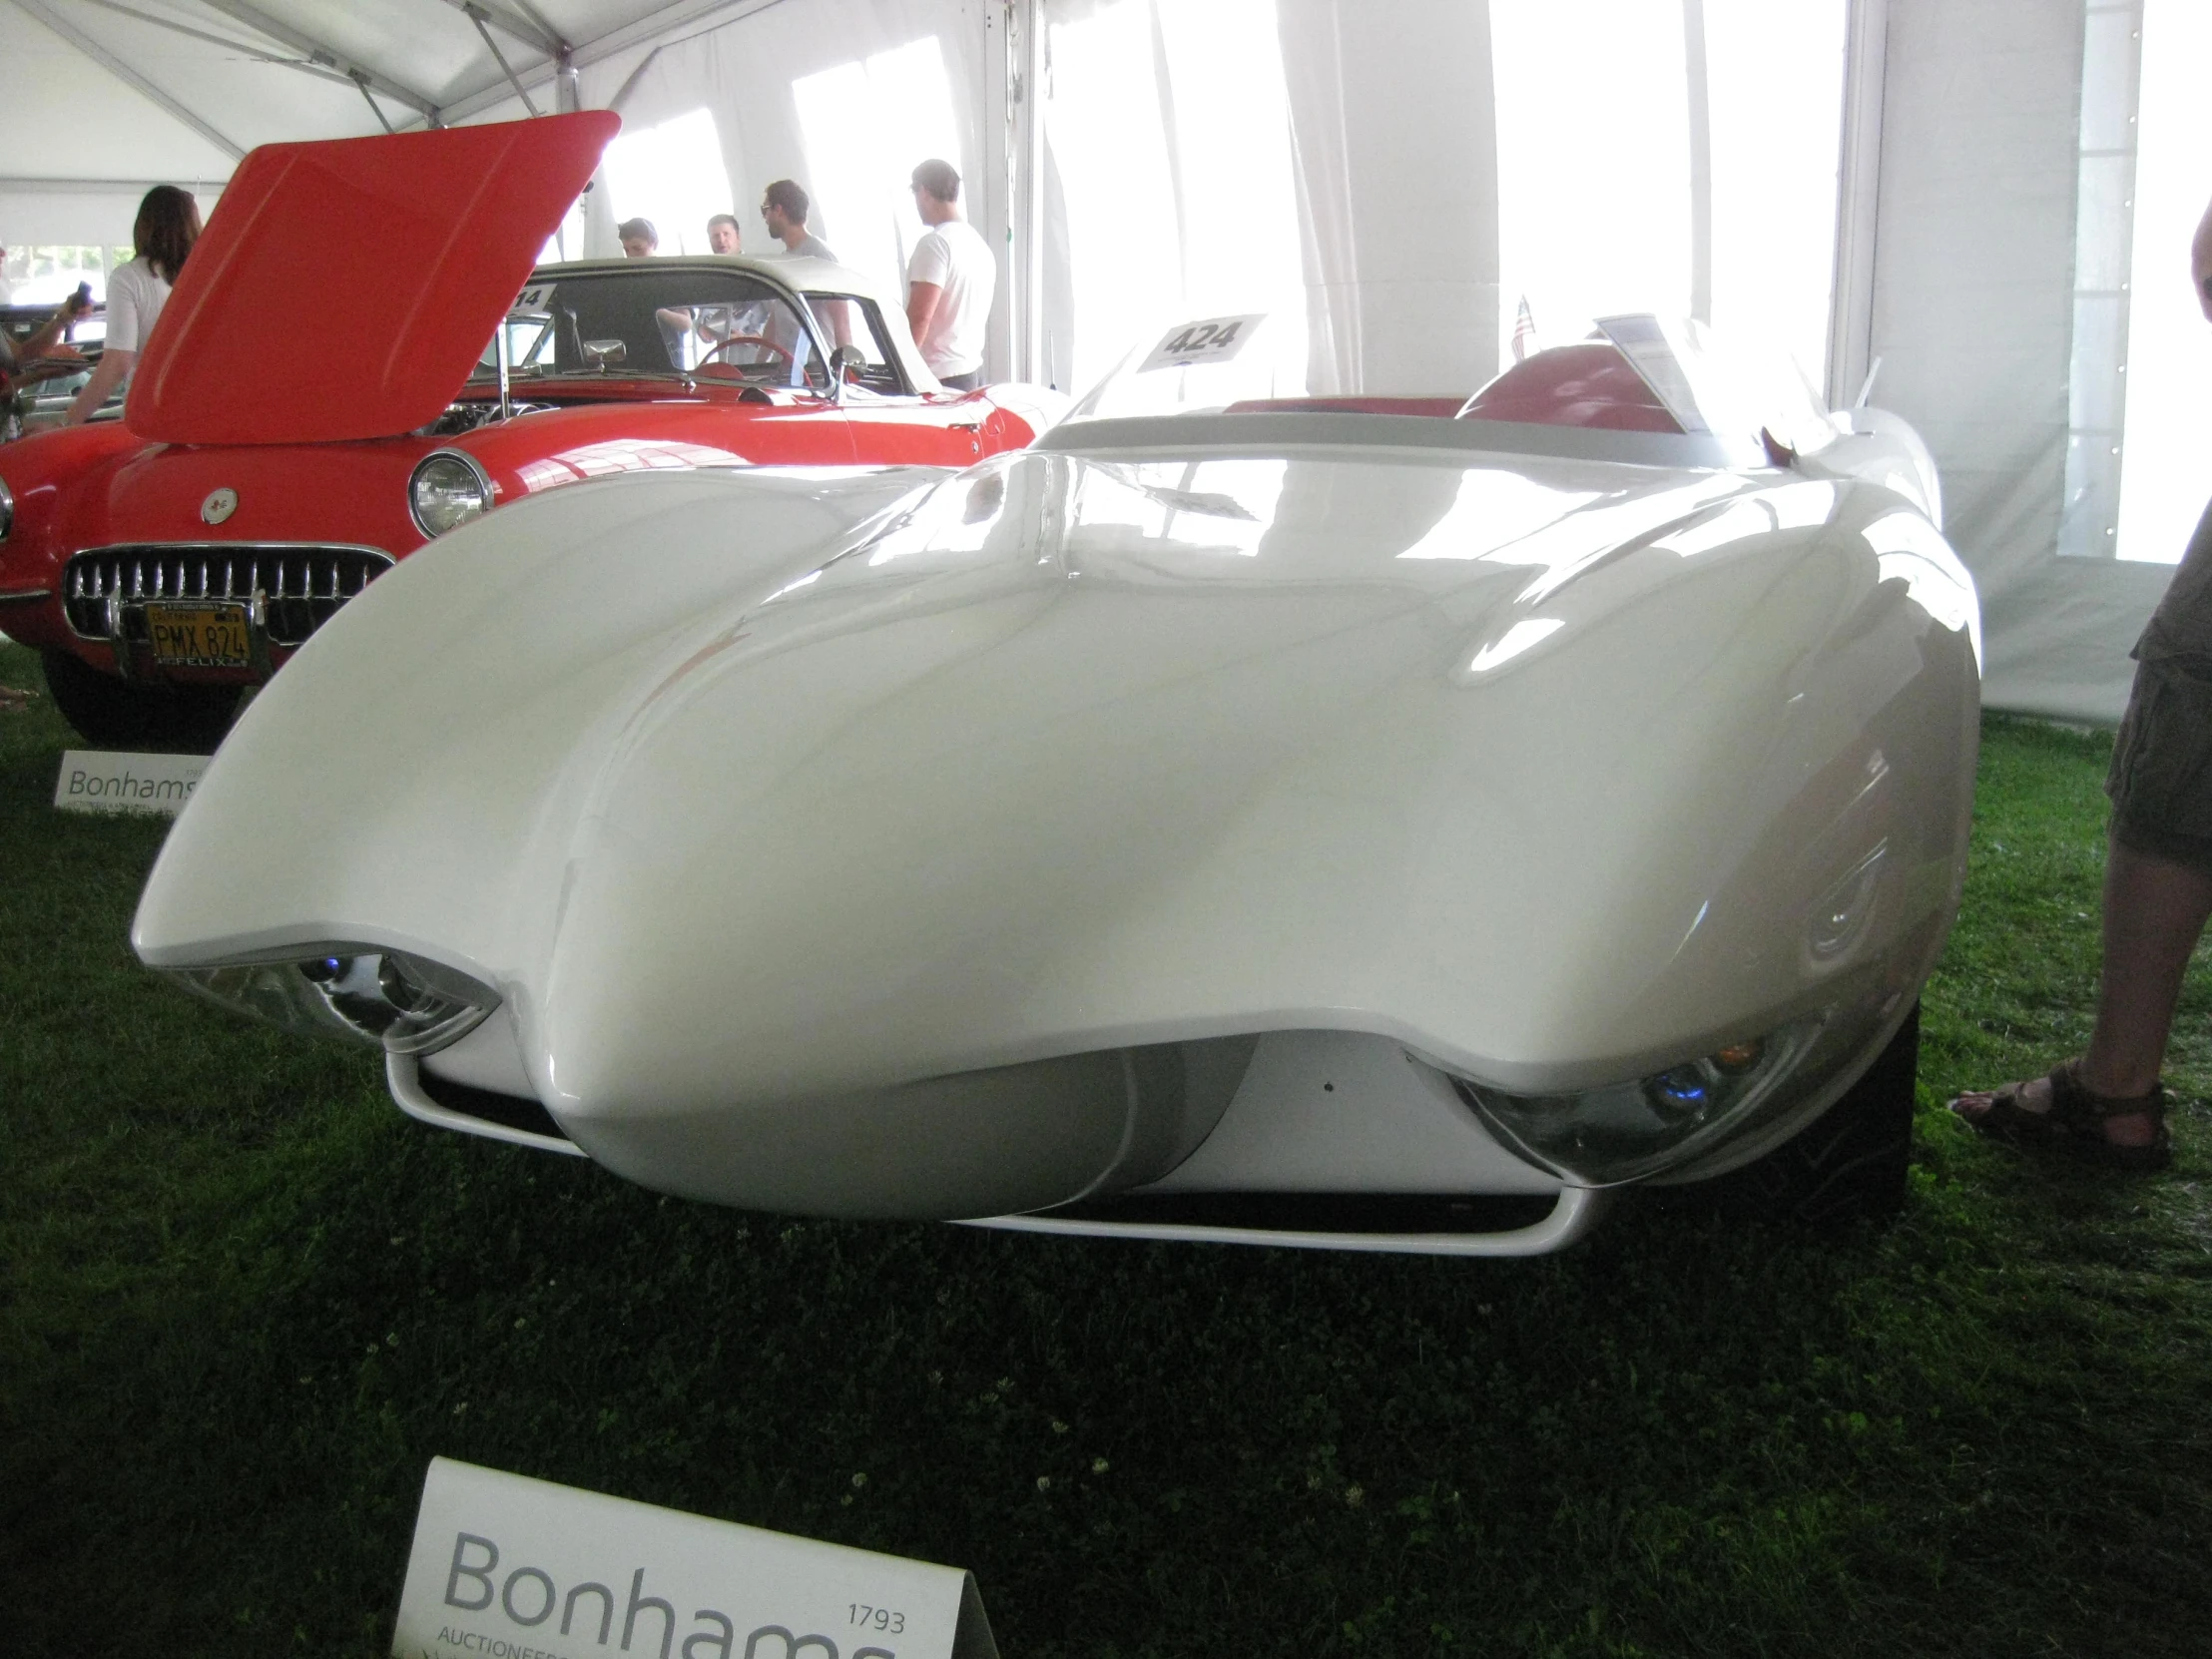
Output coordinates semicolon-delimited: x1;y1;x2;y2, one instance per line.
76;0;356;90
1827;0;1889;408
199;0;443;123
352;73;396;135
465;2;544;117
1682;0;1713;324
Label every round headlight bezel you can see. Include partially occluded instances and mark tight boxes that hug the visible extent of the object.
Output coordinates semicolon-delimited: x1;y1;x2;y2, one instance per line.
407;449;494;539
170;947;499;1057
1444;1008;1884;1187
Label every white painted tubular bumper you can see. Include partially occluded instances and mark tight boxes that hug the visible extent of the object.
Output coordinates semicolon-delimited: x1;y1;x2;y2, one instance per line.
967;1184;1611;1257
387;1053;585;1158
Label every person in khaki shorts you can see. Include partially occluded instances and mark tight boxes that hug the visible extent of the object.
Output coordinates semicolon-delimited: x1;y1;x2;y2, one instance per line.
1950;192;2212;1170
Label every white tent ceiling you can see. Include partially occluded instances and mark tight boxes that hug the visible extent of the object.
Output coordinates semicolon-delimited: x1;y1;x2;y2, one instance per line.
0;0;779;240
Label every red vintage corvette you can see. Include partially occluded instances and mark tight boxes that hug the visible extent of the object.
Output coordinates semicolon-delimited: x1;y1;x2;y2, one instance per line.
0;113;1060;749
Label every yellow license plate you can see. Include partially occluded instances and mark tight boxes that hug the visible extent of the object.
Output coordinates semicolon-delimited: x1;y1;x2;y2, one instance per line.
145;601;253;669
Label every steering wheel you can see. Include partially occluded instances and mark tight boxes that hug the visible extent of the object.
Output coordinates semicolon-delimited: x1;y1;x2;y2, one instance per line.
697;334;794;370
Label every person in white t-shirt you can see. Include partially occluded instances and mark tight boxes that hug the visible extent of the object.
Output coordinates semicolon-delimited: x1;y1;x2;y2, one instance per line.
66;185;199;425
903;159;993;390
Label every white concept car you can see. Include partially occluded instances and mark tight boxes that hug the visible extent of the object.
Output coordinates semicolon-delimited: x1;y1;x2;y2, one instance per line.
132;314;1979;1255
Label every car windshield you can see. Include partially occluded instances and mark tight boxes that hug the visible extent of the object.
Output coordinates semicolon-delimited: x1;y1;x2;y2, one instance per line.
473;270;829;389
1057;310;1833;462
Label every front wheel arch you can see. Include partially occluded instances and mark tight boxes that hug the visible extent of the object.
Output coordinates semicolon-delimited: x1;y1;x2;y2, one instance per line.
1675;1000;1920;1227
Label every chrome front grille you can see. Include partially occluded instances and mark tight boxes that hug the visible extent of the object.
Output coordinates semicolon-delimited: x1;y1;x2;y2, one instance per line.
63;544;394;648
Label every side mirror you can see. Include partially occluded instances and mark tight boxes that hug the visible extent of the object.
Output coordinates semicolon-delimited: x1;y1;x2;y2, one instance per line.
824;344;866;404
582;338;627;369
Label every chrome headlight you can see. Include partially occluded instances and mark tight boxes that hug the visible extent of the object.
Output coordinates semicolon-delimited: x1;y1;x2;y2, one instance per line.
168;948;497;1056
0;473;14;543
1449;1004;1887;1186
408;450;493;538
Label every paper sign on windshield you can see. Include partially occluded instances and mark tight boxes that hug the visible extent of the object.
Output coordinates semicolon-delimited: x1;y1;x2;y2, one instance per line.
1137;313;1266;373
510;283;555;315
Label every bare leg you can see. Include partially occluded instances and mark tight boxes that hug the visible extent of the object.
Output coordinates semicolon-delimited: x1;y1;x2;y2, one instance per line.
2078;837;2212;1107
1954;834;2212;1144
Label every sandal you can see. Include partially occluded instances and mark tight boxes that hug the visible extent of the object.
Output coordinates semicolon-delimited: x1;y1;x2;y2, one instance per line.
1950;1062;2172;1172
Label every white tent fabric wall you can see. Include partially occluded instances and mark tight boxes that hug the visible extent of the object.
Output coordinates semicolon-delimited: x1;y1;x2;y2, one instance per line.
0;184;228;255
1277;0;1501;400
1869;0;2172;723
1033;0;1312;397
575;0;999;347
1030;0;1499;403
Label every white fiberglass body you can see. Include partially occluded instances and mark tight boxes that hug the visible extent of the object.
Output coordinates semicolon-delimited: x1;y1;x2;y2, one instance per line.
134;317;1980;1254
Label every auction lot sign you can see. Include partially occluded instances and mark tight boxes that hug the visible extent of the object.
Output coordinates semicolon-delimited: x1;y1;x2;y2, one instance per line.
54;750;208;816
394;1458;996;1659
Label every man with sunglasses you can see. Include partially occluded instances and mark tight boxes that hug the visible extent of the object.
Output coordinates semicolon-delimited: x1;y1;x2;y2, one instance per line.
761;181;834;263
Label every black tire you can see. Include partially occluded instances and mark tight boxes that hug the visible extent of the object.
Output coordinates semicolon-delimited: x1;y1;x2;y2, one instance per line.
1692;1001;1920;1227
40;648;244;754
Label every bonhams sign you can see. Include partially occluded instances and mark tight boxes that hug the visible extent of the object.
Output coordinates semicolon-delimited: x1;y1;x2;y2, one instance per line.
393;1459;996;1659
54;750;208;816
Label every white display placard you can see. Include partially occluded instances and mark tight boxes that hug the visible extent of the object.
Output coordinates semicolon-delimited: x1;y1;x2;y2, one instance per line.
54;750;209;816
392;1458;996;1659
1137;313;1266;373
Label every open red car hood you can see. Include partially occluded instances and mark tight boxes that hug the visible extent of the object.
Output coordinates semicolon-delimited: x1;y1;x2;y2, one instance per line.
128;112;618;446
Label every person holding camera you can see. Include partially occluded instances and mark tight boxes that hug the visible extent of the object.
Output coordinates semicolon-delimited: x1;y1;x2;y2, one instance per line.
65;185;199;425
0;279;94;379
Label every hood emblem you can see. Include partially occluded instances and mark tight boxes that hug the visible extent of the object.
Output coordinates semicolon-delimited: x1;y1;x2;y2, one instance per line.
201;487;238;526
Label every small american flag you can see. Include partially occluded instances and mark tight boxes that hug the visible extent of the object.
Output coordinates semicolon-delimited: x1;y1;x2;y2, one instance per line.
1511;296;1537;362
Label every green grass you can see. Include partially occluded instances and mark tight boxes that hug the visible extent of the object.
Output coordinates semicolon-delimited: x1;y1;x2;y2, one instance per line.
6;639;2212;1658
